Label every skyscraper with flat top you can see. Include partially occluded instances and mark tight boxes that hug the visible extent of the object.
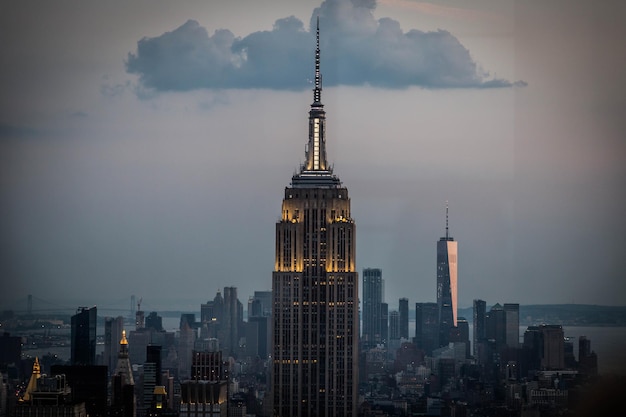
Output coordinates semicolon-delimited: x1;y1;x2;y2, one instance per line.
272;19;358;417
71;306;97;366
437;203;457;347
362;268;384;345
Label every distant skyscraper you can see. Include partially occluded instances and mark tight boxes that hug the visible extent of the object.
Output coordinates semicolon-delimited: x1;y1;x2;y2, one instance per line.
272;19;358;417
362;268;384;344
451;316;470;358
143;345;162;414
399;298;409;339
523;325;564;371
415;302;438;355
249;290;272;318
178;315;196;380
111;330;136;417
473;299;486;358
389;311;400;340
71;306;97;366
380;302;389;343
504;303;520;348
104;316;124;375
437;203;458;348
222;286;239;357
486;303;507;350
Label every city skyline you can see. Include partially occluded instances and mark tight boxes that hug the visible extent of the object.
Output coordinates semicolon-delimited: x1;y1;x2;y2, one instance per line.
2;0;625;311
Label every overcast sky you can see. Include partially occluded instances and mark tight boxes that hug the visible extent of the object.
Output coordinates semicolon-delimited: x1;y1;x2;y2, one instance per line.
1;0;625;314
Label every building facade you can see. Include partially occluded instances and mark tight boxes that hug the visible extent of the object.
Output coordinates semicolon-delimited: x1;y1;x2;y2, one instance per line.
415;302;438;355
362;268;384;345
71;307;97;366
473;299;486;359
399;298;409;340
272;20;358;417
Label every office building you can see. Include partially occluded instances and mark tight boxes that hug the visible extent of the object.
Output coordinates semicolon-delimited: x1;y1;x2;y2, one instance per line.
141;345;162;415
399;298;409;339
362;268;384;345
51;365;107;417
503;303;520;348
191;350;223;381
389;311;400;340
523;325;565;372
221;287;239;358
248;290;272;318
104;316;124;375
380;302;389;343
71;307;97;366
415;302;438;355
437;204;458;347
272;19;358;417
486;303;507;351
473;299;486;358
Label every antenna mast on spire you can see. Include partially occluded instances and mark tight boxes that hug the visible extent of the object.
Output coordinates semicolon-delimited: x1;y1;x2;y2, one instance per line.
445;200;449;239
313;16;322;104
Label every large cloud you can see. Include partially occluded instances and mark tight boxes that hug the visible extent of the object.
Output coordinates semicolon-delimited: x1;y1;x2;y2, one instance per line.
126;0;524;92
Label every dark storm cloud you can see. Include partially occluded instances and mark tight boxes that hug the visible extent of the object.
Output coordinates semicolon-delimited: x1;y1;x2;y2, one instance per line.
126;0;523;92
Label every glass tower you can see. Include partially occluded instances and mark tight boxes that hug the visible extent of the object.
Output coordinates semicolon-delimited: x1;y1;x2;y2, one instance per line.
272;19;358;417
362;268;383;345
437;203;457;347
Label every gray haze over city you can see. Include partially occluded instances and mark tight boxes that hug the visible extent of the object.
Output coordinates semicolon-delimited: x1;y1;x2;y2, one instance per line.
1;0;625;313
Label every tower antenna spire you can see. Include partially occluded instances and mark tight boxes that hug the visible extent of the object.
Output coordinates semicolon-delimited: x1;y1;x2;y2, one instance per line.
445;200;449;239
313;16;322;104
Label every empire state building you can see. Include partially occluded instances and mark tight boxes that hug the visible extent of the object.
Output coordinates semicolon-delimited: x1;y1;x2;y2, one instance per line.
271;20;358;417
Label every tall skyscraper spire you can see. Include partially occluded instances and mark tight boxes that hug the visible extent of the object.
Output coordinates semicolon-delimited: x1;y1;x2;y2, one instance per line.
293;17;340;186
437;202;458;347
273;17;358;416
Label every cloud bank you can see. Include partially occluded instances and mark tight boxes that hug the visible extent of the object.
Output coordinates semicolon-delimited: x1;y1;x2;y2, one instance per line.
126;0;524;92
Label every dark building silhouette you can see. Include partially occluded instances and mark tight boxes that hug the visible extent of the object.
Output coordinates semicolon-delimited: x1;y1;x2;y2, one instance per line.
142;345;162;415
450;316;470;358
578;335;598;376
17;362;87;417
104;316;124;375
503;303;520;348
486;303;507;351
246;315;270;359
248;291;272;318
50;365;107;417
0;332;21;375
191;350;223;381
389;311;400;340
145;312;163;332
362;268;384;345
222;286;240;357
272;19;358;417
399;298;409;340
473;299;486;359
436;204;457;348
380;302;389;343
522;324;565;373
71;307;97;366
415;302;439;355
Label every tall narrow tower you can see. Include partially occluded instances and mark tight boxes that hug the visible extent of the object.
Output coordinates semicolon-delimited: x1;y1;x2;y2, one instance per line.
437;202;458;347
272;18;358;417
